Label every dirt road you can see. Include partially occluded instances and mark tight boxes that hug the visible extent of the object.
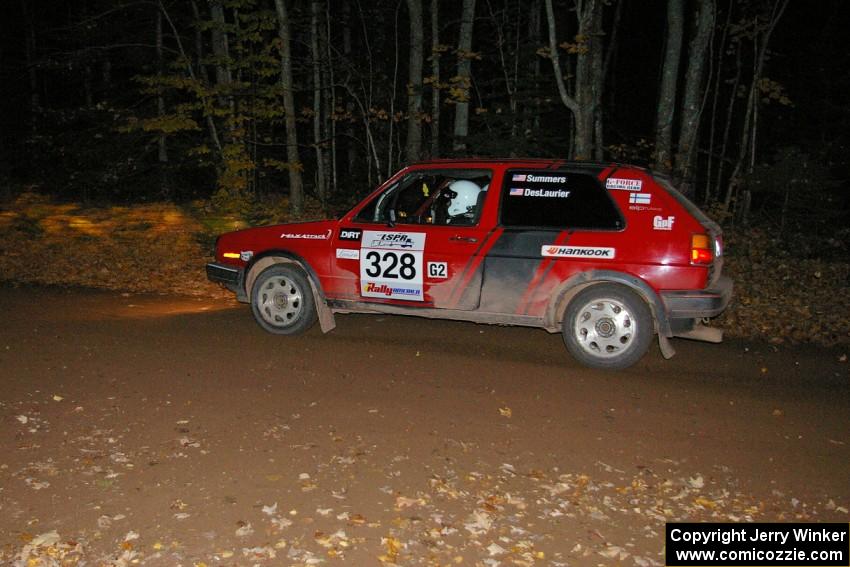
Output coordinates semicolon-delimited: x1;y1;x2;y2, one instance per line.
1;286;848;566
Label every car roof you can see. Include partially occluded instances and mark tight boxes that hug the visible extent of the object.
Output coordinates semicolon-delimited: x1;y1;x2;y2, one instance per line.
407;158;648;172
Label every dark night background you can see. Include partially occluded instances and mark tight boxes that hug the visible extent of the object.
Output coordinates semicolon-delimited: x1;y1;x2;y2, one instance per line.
0;0;848;253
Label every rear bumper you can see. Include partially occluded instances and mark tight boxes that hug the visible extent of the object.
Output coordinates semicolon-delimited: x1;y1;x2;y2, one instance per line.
206;262;243;295
660;275;733;319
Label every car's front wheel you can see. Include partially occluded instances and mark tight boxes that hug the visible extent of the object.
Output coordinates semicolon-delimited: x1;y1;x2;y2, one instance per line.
250;264;318;335
562;284;653;370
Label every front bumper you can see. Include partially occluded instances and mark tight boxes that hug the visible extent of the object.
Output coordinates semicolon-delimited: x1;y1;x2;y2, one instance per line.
660;275;733;319
206;262;244;297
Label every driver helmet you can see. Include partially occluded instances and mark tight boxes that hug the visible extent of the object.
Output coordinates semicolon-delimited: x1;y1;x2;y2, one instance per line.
446;180;481;217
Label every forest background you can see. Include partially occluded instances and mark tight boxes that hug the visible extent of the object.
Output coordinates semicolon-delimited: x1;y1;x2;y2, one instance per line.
0;0;847;345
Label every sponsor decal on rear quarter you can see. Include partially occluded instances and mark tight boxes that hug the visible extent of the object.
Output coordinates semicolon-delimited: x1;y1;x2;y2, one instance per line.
541;245;616;259
336;248;359;260
652;215;675;230
606;178;643;191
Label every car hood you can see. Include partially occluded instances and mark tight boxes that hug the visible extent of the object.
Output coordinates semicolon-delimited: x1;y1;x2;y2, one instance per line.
217;219;338;259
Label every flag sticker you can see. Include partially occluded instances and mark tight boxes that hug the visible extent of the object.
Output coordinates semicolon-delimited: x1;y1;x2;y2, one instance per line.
512;174;527;182
629;193;651;205
509;187;524;196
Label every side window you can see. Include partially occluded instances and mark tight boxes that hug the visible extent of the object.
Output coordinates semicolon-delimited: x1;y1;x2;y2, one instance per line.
355;170;492;226
499;170;623;230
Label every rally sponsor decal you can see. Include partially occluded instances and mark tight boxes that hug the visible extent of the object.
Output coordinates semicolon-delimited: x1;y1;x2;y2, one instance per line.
239;250;254;262
339;228;362;241
629;193;651;205
362;282;422;299
541;245;616;259
427;261;448;279
336;248;359;260
652;215;675;230
280;228;332;240
629;204;662;212
360;231;425;301
365;231;425;250
606;177;643;191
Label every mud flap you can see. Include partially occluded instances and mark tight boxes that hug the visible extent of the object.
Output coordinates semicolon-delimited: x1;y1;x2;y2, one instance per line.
310;278;336;333
658;334;676;359
674;323;723;343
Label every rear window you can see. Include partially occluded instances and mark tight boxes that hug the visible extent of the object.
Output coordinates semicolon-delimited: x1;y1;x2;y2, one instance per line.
500;170;623;230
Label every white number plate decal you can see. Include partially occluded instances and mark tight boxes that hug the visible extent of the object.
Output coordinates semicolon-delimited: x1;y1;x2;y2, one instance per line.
360;231;425;301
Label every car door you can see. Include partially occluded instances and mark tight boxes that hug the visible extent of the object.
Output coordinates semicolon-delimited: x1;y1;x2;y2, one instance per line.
329;168;494;310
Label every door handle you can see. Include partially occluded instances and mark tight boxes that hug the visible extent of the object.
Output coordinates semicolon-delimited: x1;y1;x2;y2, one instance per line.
449;235;478;243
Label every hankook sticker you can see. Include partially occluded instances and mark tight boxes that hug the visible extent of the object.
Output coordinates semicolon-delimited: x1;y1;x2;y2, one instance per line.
541;245;616;259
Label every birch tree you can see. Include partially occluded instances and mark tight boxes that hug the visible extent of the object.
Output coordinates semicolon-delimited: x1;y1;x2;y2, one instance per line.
452;0;476;152
405;0;424;163
676;0;715;192
429;0;441;157
274;0;305;215
543;0;602;160
311;0;327;203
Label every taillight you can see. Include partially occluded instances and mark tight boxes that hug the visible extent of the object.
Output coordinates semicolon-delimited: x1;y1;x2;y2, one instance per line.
691;234;713;265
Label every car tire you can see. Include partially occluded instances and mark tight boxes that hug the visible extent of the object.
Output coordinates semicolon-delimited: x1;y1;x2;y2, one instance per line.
562;284;653;370
250;264;318;335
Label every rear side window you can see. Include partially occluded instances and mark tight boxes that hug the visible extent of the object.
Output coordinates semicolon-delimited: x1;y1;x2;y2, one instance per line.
500;170;623;230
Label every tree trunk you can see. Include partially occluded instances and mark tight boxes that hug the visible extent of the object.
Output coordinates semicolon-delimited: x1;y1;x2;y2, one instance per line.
22;0;39;134
274;0;305;216
675;0;715;194
544;0;596;159
429;0;441;158
714;41;740;205
452;0;476;152
311;0;327;204
724;0;789;213
589;3;604;160
209;0;234;147
342;0;358;178
156;8;169;197
405;0;424;163
526;0;542;135
324;2;337;198
543;0;579;129
654;0;683;171
210;2;232;88
160;0;222;155
704;0;733;204
189;0;211;85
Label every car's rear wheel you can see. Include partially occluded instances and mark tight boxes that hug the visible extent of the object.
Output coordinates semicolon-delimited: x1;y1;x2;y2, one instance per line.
250;264;317;335
562;284;652;370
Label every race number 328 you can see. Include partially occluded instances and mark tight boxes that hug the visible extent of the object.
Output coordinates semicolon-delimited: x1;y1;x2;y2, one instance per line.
363;250;417;280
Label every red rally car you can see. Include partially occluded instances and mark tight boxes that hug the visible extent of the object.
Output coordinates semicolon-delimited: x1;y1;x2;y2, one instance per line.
206;159;732;369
